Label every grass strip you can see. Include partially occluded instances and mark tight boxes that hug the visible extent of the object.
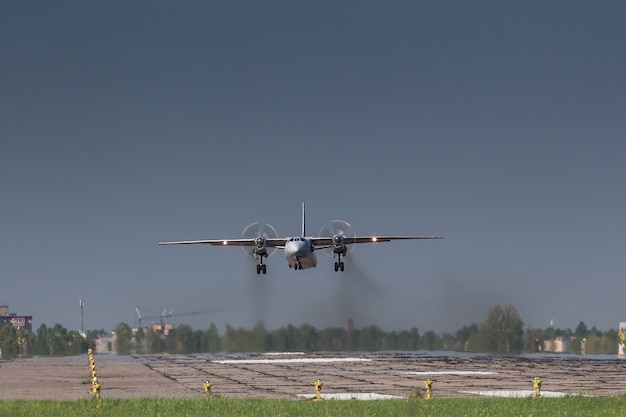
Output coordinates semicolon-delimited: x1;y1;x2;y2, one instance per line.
1;396;625;417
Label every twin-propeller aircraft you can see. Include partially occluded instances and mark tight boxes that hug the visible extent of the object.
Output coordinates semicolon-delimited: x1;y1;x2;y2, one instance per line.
159;203;442;274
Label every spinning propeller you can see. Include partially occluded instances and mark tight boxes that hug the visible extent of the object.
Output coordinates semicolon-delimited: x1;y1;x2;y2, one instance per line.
319;220;355;272
241;222;279;258
319;220;356;254
242;222;278;274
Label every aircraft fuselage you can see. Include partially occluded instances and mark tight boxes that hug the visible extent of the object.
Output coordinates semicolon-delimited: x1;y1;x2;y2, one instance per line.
284;237;317;270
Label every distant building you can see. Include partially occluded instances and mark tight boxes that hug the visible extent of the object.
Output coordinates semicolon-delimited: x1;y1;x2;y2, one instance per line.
0;305;33;332
543;336;568;353
94;332;116;353
151;322;174;335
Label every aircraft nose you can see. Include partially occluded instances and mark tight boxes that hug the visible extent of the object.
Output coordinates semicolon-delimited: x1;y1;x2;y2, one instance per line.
294;241;309;255
286;240;309;257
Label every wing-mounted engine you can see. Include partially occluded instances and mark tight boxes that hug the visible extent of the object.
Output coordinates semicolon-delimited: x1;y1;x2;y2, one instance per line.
254;236;269;257
332;234;347;256
242;222;278;275
319;220;355;272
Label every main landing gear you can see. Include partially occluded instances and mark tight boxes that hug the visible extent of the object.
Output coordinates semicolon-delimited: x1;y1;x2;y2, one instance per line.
255;255;267;275
334;253;345;272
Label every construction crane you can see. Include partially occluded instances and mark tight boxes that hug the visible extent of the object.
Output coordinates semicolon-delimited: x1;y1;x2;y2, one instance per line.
134;306;220;329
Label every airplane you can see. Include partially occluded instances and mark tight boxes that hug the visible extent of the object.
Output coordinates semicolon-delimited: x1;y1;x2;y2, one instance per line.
159;203;442;274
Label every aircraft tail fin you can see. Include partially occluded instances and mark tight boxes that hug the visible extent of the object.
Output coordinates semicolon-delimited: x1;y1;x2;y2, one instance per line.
301;202;306;237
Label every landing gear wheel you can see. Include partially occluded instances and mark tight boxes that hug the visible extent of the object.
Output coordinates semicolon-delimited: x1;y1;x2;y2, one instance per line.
334;254;346;272
256;264;261;275
262;264;267;274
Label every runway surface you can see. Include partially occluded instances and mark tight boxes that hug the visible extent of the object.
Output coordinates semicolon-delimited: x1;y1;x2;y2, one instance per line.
1;352;625;400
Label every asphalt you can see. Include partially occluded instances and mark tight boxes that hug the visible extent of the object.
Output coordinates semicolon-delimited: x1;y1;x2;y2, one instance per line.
1;352;625;400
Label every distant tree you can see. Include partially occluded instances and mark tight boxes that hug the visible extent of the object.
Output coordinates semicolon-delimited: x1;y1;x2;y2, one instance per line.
134;327;145;354
221;324;235;352
588;326;603;338
86;329;107;340
480;305;524;353
205;323;220;353
420;330;438;351
345;326;357;351
294;323;318;352
395;327;419;351
114;322;132;355
16;328;35;356
144;329;164;353
165;328;178;353
190;330;203;353
269;327;290;352
319;327;344;351
174;324;193;353
33;324;49;355
323;327;344;351
602;329;619;354
409;327;420;350
47;324;68;356
221;324;254;352
358;325;383;351
384;331;398;350
0;325;18;358
575;321;588;339
586;333;603;353
67;330;88;355
554;327;574;338
224;326;247;352
523;327;545;352
440;333;456;350
252;321;269;352
456;324;479;352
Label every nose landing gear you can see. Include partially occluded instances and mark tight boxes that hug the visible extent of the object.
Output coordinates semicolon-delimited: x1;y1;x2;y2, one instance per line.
289;259;304;270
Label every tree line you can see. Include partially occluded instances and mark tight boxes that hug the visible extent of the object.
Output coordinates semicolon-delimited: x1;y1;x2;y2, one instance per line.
0;323;90;358
0;305;620;358
115;305;620;356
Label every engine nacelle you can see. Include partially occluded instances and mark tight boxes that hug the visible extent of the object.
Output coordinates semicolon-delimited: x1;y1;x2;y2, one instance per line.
254;236;268;256
332;234;347;255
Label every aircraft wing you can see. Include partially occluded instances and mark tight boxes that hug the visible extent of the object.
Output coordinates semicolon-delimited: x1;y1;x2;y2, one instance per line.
158;238;287;248
311;235;443;248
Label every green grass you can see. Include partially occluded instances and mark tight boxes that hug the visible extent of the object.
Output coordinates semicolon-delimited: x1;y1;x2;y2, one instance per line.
1;396;626;417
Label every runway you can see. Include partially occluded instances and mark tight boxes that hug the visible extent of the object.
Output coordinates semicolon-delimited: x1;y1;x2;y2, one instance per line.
1;352;625;400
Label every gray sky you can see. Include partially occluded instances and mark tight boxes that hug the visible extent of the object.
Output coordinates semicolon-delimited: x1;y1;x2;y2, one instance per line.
2;1;625;335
